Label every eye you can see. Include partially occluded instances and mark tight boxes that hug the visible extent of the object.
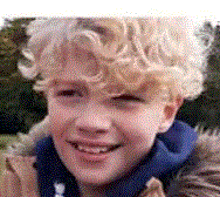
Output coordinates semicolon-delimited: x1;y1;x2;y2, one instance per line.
56;89;82;97
112;94;143;102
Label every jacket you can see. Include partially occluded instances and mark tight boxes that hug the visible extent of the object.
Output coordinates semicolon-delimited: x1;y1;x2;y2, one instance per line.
1;117;220;197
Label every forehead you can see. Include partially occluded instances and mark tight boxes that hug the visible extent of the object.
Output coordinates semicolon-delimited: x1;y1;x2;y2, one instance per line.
54;47;100;81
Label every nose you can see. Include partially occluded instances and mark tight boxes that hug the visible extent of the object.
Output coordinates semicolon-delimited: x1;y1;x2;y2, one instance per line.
75;102;111;137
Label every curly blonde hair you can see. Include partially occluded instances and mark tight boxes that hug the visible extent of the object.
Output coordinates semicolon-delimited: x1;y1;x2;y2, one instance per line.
19;17;207;99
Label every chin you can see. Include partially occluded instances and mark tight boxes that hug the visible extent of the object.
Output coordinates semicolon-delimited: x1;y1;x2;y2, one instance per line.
72;167;118;186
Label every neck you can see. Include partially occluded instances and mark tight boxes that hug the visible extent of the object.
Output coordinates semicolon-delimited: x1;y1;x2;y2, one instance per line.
78;183;106;197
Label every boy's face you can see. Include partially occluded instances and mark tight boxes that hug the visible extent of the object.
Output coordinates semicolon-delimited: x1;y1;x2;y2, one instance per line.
47;48;179;187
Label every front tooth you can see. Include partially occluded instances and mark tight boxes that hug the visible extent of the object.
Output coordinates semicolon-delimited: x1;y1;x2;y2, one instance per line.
76;145;109;154
99;147;108;152
92;148;102;154
84;146;94;153
86;147;101;154
78;145;84;151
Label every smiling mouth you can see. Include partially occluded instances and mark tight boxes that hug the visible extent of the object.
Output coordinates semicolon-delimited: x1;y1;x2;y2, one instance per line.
67;142;121;154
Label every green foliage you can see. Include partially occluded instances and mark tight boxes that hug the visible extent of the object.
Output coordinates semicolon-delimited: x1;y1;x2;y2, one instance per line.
0;18;34;78
177;21;220;129
0;75;47;134
0;134;18;149
0;17;47;134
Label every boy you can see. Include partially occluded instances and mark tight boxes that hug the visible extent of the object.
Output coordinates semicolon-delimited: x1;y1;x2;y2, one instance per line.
1;17;220;197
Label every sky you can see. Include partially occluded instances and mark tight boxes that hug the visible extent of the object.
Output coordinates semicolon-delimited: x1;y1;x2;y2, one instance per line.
0;0;220;28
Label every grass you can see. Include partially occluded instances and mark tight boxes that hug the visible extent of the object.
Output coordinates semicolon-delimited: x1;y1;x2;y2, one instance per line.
0;134;18;149
0;134;18;176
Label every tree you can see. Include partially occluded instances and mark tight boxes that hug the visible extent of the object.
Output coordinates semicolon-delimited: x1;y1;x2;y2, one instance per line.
177;21;220;129
0;17;47;134
0;18;35;77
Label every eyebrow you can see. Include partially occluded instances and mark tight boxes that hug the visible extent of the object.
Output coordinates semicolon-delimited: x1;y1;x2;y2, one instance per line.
112;94;145;102
52;79;87;86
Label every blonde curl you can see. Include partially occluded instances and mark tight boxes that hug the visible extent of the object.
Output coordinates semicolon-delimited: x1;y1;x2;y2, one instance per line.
19;17;207;99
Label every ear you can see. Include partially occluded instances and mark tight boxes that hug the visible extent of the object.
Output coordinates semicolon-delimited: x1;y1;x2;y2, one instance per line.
158;95;184;133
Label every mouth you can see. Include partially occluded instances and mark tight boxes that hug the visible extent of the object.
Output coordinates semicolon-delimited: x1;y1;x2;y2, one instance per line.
67;141;121;154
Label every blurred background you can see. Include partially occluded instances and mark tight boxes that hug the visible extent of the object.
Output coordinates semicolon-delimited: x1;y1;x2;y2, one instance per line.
0;18;47;136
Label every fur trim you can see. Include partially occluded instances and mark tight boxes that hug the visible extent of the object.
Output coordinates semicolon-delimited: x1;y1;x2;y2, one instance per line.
6;116;49;156
167;126;220;196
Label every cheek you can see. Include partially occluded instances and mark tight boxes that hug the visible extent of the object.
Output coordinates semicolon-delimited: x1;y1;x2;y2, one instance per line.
48;99;73;138
118;109;162;144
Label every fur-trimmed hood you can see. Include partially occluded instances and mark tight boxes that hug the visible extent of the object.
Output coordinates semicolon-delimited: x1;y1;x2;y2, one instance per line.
4;117;220;196
167;127;220;196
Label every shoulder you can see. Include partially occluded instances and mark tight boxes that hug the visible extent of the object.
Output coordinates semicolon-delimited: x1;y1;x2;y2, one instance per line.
0;155;39;197
0;117;49;197
167;127;220;196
